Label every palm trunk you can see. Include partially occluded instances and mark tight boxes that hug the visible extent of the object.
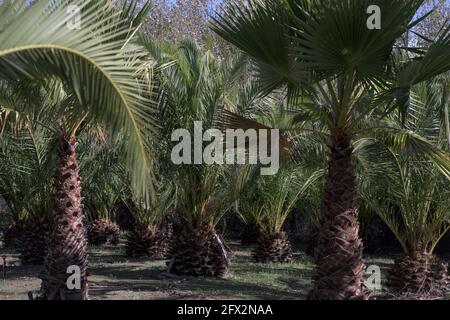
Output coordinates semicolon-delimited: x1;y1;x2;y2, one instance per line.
167;225;230;277
253;231;292;263
88;219;120;246
389;252;449;298
311;128;366;300
125;224;168;258
40;133;88;300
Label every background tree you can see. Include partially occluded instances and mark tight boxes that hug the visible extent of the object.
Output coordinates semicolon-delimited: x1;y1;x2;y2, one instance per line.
125;182;175;259
141;38;248;277
413;0;449;45
0;84;55;264
238;167;322;263
136;0;233;54
360;79;450;298
80;134;124;246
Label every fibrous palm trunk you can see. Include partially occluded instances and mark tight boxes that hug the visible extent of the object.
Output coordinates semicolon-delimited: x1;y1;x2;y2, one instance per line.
311;129;366;300
389;252;449;298
88;219;120;246
125;224;169;258
253;231;292;263
167;225;230;277
40;134;88;300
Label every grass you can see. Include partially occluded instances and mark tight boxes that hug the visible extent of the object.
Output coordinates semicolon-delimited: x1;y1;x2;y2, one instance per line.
0;240;406;300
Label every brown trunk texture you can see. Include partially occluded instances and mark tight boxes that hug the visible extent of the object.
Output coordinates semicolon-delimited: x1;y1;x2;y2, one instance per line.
389;252;449;298
39;135;88;300
311;129;367;300
167;225;230;277
253;231;292;263
88;219;120;246
125;224;169;258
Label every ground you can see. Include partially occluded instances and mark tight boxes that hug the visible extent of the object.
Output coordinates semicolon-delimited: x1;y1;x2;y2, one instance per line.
0;242;445;300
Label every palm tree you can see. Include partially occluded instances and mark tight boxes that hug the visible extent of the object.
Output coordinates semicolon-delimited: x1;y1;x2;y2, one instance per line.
0;89;55;264
359;79;450;298
125;182;175;258
211;0;450;299
79;134;124;246
366;166;449;298
0;0;155;300
1;0;155;201
141;39;247;277
237;167;322;262
219;93;327;257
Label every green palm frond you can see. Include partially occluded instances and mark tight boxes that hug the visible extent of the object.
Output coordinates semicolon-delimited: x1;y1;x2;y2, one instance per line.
0;118;56;222
77;132;126;220
395;26;450;88
212;0;423;89
127;181;175;227
119;0;152;32
0;0;157;204
361;163;450;256
239;168;323;233
141;39;257;229
288;0;421;80
355;78;450;256
211;0;300;94
357;79;450;179
213;0;450;131
358;126;450;178
175;164;229;228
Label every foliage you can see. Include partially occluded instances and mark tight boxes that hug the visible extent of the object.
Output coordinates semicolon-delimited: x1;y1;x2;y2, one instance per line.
212;0;450;253
78;133;126;221
359;79;450;256
211;0;450;133
126;182;175;227
0;0;157;205
0;120;54;223
139;0;233;54
0;81;58;223
238;167;323;234
364;164;450;256
140;38;249;229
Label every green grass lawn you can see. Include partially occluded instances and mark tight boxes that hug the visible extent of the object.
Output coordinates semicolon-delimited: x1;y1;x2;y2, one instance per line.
0;241;441;300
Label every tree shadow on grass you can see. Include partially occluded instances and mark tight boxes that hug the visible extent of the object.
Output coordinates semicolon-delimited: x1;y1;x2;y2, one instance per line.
90;265;165;280
1;263;44;282
88;264;309;300
90;277;307;300
231;262;313;276
277;275;311;292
